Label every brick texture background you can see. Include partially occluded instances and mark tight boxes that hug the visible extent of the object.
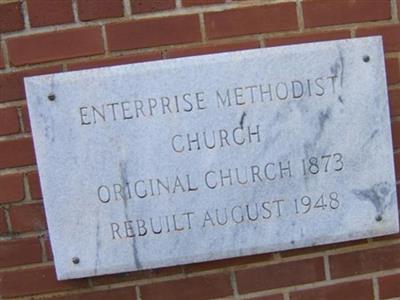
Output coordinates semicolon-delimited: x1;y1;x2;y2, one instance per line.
0;0;399;299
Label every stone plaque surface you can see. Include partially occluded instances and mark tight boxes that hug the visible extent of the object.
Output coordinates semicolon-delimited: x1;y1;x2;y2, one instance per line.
25;36;398;280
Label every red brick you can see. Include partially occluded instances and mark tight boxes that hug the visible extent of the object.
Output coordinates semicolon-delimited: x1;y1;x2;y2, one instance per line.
167;40;259;58
0;65;62;103
389;89;400;117
379;273;400;299
0;2;24;33
396;183;400;208
182;0;224;6
0;237;42;267
330;244;400;278
131;0;175;14
7;27;104;66
21;105;31;132
393;121;400;149
27;0;74;27
395;153;399;180
107;15;201;51
27;171;42;200
44;235;53;260
0;138;36;169
248;296;284;300
51;287;137;300
0;173;24;204
266;30;351;47
78;0;124;21
9;203;46;233
68;51;162;71
92;265;182;285
302;0;391;28
399;0;400;18
386;57;400;85
0;265;88;298
356;24;400;52
236;258;325;294
184;253;273;273
141;273;232;300
204;3;297;40
0;209;7;234
0;106;20;136
0;47;4;69
291;280;374;300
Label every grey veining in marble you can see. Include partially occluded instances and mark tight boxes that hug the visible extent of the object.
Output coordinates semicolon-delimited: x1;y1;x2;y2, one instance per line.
24;36;399;280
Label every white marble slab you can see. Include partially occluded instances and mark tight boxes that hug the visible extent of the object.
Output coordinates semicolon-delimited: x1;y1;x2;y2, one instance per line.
24;36;398;280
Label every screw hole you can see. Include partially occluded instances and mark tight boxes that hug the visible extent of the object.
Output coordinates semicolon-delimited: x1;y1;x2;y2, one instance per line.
375;215;383;222
363;55;370;63
48;93;56;101
72;257;80;264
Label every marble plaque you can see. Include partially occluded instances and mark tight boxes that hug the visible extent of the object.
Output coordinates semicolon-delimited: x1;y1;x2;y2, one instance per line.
24;36;398;280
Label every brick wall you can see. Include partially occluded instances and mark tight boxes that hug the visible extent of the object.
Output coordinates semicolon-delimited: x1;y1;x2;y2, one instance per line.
0;0;399;299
